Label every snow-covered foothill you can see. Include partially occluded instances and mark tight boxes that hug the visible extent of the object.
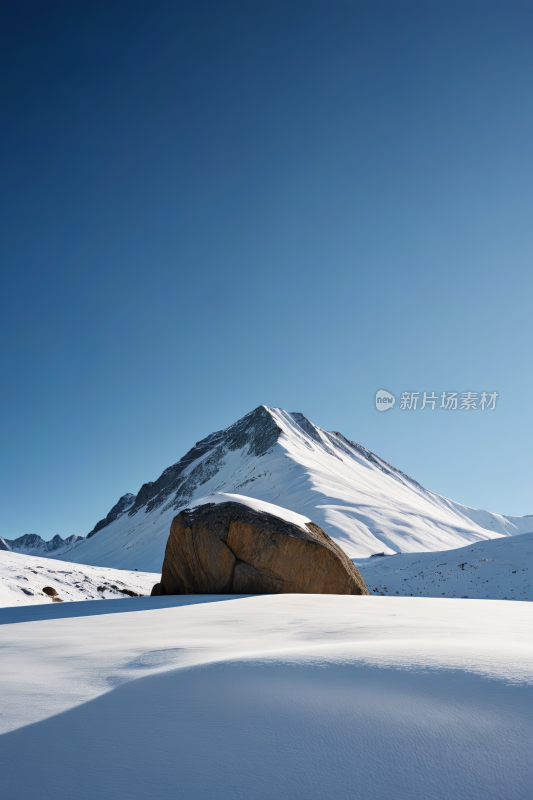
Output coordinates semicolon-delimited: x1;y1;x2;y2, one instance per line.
355;529;533;601
49;406;533;572
0;594;531;799
0;550;159;607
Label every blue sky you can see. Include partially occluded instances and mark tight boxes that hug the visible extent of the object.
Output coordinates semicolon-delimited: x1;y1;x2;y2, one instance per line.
1;0;532;539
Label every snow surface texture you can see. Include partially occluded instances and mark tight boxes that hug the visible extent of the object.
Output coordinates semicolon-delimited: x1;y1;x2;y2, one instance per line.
356;529;533;601
0;551;158;607
0;594;531;799
54;406;531;570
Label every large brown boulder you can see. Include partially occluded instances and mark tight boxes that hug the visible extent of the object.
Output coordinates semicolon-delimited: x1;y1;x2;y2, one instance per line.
155;500;369;596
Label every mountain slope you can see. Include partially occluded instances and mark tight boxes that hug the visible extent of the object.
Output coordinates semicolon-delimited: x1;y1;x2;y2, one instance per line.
54;406;531;571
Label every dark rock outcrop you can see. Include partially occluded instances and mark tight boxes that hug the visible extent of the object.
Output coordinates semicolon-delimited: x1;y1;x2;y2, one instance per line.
156;501;369;596
0;537;8;551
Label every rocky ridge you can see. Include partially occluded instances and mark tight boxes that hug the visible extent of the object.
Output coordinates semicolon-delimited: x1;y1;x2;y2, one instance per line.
2;533;85;557
87;493;136;538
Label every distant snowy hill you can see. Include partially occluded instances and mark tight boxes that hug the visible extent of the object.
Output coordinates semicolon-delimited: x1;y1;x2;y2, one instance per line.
2;533;85;557
53;405;531;572
0;550;158;607
355;529;533;601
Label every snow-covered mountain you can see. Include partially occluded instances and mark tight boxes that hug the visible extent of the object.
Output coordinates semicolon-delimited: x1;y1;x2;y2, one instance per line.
53;405;531;572
2;533;85;557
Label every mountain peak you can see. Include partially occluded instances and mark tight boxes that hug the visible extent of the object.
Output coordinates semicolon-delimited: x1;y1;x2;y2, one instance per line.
125;405;282;519
64;405;533;571
84;404;429;542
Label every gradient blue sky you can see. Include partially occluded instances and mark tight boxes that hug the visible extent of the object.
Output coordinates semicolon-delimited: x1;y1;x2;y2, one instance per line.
1;0;532;540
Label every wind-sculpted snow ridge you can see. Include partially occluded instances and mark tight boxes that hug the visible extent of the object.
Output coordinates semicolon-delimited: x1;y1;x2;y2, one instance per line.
53;405;532;571
0;550;159;607
355;529;533;601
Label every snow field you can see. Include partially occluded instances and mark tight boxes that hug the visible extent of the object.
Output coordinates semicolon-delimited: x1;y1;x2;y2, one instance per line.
0;550;159;606
355;529;533;601
0;594;532;799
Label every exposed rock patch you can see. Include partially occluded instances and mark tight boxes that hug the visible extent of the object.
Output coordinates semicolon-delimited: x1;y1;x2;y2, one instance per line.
156;501;369;596
96;584;142;597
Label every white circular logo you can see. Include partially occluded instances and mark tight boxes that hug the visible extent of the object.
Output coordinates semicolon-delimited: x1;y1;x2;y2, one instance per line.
375;389;396;412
